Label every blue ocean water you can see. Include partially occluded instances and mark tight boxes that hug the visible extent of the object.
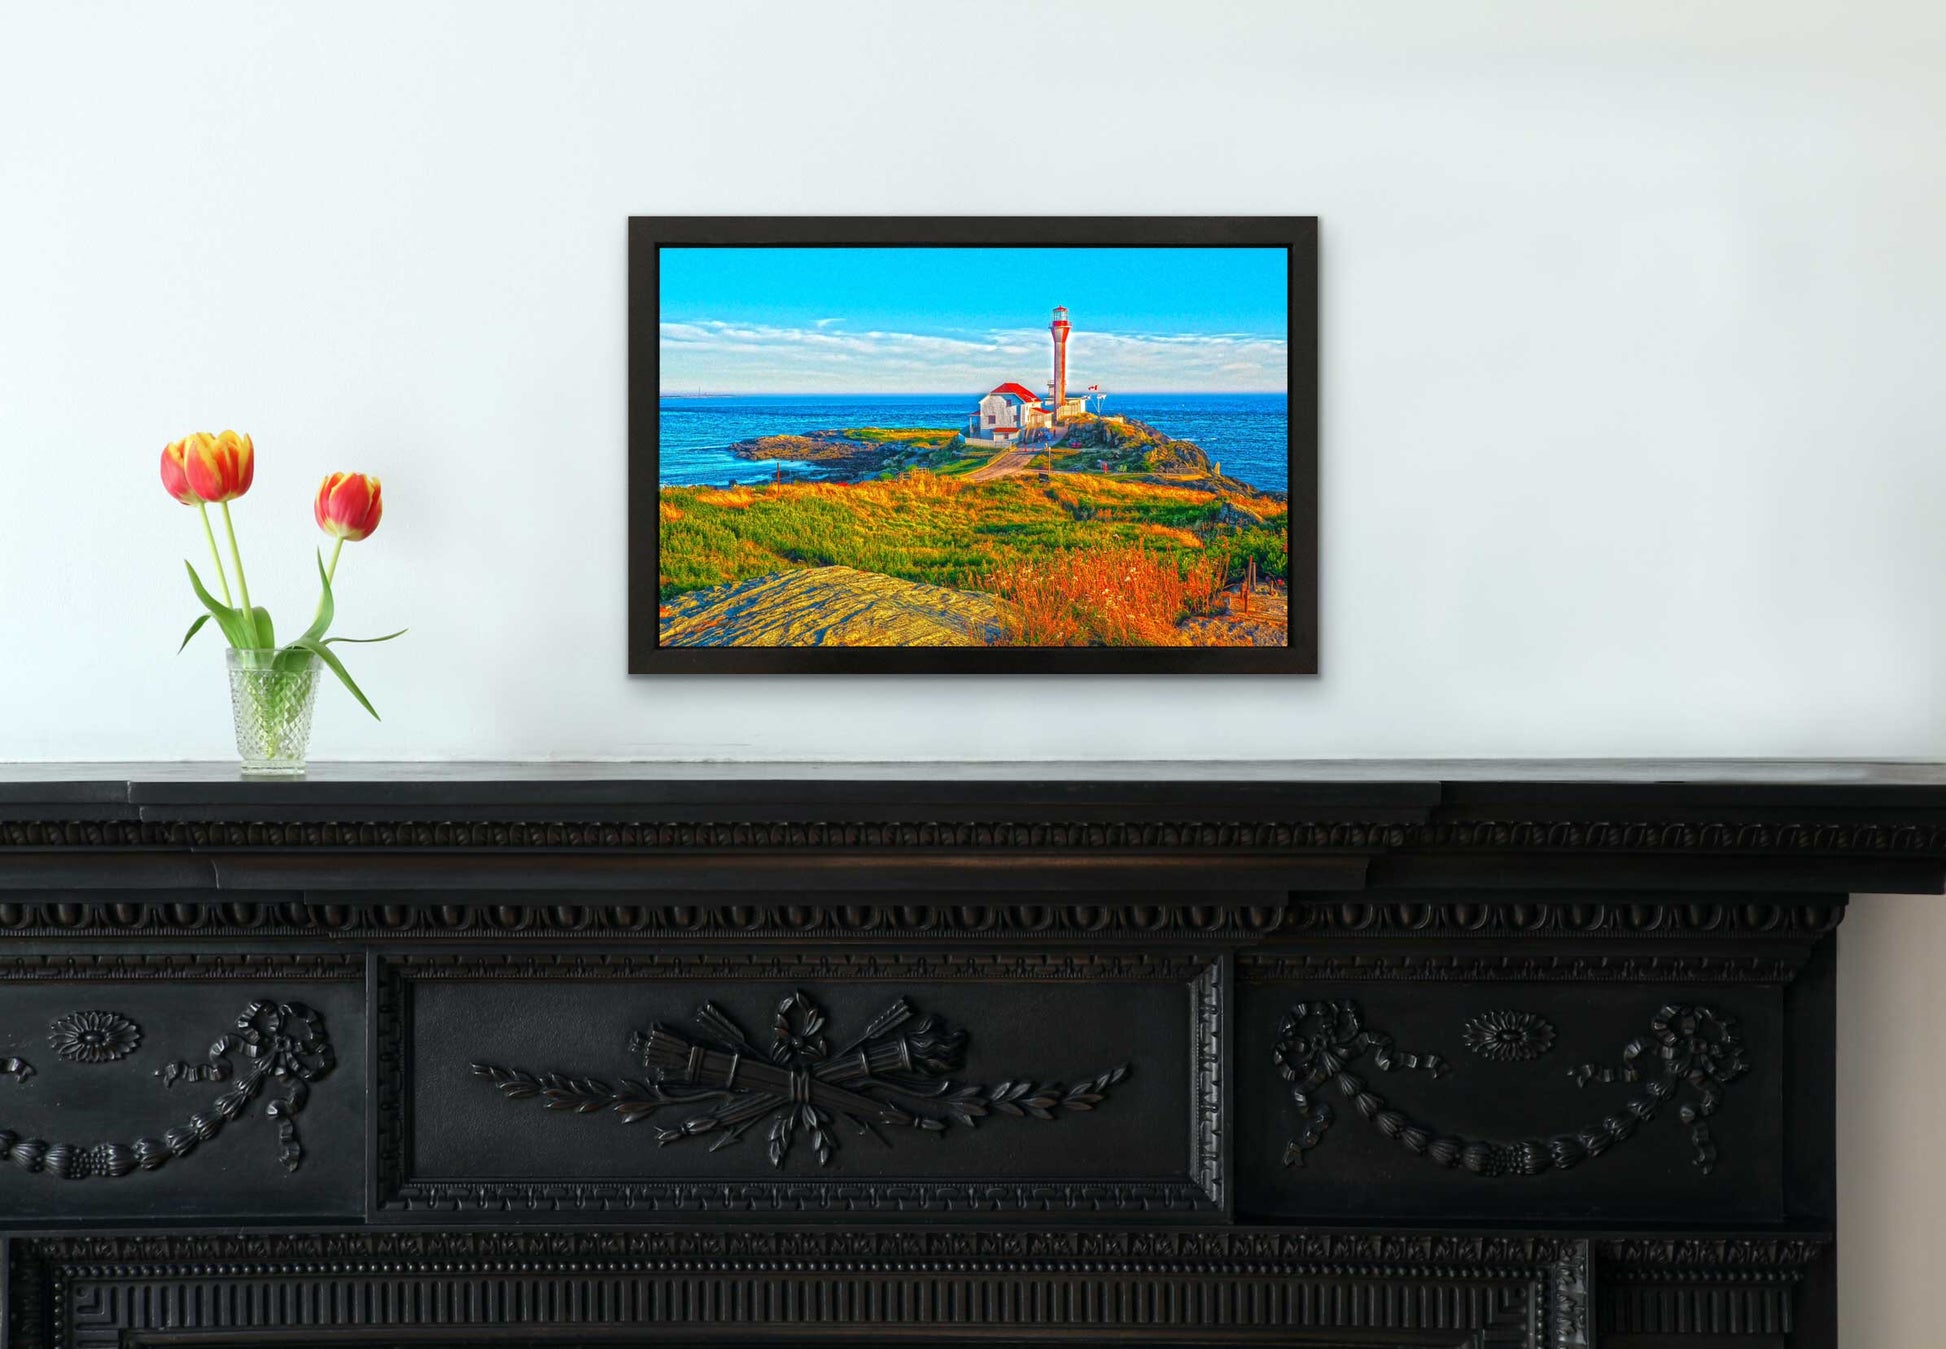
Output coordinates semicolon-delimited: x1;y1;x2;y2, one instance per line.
658;393;1290;492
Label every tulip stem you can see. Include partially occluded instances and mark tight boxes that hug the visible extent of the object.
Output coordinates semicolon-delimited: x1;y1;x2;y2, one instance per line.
219;501;257;645
326;536;344;586
196;503;233;606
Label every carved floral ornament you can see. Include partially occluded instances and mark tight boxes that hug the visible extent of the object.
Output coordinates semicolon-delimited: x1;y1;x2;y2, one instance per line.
0;1000;334;1180
1460;1010;1555;1062
48;1010;142;1063
1275;999;1748;1177
475;989;1130;1167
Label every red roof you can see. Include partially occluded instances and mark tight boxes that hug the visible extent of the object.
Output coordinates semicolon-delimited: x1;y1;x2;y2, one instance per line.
988;382;1041;401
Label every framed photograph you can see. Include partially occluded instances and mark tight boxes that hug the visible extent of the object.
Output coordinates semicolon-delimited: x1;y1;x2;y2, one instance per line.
628;217;1317;673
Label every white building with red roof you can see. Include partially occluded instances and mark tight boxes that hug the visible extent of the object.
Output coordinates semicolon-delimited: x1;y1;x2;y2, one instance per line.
970;382;1050;444
965;308;1096;445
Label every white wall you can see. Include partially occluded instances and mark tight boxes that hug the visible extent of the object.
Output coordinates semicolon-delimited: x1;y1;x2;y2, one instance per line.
3;6;1945;1337
4;0;1946;762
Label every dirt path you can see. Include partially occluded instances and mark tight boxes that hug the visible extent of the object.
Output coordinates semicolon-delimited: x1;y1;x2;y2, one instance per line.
963;444;1045;483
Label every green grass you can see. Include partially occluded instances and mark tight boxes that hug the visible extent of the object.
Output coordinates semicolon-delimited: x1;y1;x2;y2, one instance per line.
927;452;993;476
657;471;1288;600
836;426;963;448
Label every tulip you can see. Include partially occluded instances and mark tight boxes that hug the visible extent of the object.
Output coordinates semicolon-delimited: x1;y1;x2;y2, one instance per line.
314;472;383;583
182;430;254;503
159;439;202;506
315;472;382;540
162;436;233;606
160;429;402;721
182;431;258;630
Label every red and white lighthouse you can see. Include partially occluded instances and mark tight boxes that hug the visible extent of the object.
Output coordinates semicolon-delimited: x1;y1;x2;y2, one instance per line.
1049;306;1071;422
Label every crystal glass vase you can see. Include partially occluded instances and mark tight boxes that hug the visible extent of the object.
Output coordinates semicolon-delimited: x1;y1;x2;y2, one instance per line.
225;648;322;777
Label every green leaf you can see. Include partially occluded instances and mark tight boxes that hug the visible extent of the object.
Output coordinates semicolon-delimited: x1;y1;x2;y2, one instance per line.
251;605;275;650
183;561;257;648
294;636;380;720
323;628;407;645
177;613;211;653
296;549;335;647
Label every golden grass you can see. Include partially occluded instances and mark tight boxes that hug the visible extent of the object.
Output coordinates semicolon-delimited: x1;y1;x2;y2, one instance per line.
692;486;759;509
1138;523;1205;549
982;544;1227;647
824;469;965;505
657;470;1287;605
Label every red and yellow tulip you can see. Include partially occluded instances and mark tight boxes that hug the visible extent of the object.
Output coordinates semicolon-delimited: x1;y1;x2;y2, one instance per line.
315;472;383;543
182;430;255;503
161;436;234;606
160;439;203;505
159;431;402;719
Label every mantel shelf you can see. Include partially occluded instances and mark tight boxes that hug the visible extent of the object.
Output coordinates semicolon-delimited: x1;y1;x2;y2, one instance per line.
7;756;1946;792
1;759;1943;898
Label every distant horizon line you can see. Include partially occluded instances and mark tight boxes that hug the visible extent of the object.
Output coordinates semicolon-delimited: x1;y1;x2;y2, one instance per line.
658;389;1289;398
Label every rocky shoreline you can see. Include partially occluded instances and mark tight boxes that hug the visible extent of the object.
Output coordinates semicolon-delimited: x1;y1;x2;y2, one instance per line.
725;432;895;478
727;416;1280;498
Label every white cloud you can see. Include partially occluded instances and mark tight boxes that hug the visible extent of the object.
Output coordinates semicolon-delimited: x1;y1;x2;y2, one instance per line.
658;320;1286;393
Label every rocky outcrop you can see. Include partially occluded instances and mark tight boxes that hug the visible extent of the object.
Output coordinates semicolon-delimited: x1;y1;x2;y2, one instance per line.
726;434;890;478
1175;579;1290;647
726;431;968;482
1058;415;1167;452
1053;416;1223;480
1142;439;1214;475
659;566;1004;647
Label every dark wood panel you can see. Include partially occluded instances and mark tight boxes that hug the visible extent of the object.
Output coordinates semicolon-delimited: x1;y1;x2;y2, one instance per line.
0;957;363;1223
5;1230;1588;1349
1236;979;1784;1224
374;951;1220;1218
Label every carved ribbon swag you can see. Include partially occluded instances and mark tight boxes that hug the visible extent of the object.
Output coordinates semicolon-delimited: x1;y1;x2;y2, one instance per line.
1275;1000;1747;1177
0;1000;334;1181
474;990;1130;1167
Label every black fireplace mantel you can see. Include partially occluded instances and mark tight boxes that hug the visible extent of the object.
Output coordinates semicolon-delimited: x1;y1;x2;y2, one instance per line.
1;759;1940;1349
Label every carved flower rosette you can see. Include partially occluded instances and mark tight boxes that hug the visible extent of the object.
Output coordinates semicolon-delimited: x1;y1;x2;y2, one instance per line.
1460;1010;1555;1063
48;1010;142;1064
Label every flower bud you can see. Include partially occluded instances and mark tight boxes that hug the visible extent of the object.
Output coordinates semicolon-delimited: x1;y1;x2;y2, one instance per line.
314;472;383;541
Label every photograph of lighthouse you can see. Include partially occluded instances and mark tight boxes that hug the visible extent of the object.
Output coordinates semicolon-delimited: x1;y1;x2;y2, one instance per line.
629;218;1317;674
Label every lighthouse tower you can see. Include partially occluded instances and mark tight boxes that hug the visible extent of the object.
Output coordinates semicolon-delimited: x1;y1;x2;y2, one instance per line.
1049;306;1071;423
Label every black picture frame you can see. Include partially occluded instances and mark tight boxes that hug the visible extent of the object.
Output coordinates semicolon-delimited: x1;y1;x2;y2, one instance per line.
628;217;1318;674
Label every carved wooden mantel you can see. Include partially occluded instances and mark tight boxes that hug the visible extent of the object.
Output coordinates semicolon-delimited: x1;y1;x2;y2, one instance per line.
1;760;1940;1349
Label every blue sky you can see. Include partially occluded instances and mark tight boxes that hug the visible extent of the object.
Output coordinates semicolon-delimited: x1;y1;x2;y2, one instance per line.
659;247;1289;393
